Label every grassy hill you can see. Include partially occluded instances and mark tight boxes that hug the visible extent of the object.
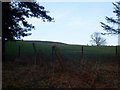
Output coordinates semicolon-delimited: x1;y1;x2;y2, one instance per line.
5;40;120;62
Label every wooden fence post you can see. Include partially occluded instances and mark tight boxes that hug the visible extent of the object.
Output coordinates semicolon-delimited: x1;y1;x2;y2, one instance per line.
52;45;64;70
18;45;20;57
81;46;83;59
52;46;55;62
32;43;37;65
33;43;36;53
116;46;117;57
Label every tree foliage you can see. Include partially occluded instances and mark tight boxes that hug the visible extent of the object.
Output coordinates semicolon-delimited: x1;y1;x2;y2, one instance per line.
2;1;54;40
100;1;120;35
90;32;106;46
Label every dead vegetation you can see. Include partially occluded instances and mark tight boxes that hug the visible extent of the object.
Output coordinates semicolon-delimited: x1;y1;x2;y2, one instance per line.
2;57;119;88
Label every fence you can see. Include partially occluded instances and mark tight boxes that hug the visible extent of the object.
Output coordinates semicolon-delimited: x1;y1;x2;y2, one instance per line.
5;41;120;63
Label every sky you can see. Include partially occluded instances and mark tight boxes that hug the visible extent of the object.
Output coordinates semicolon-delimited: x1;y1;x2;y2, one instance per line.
23;1;119;45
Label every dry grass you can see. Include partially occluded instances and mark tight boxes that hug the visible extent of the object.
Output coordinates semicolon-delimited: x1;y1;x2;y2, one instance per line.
2;58;119;88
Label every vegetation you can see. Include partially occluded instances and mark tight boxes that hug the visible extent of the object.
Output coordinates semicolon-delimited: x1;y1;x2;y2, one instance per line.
3;59;119;88
2;1;54;40
2;1;120;88
5;41;120;62
90;32;106;46
3;41;119;88
101;1;120;35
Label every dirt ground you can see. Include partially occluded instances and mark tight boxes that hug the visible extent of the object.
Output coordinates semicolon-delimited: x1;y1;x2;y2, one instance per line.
2;58;120;88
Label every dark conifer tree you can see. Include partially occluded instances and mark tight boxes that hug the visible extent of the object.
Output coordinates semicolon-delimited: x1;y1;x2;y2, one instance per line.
100;1;120;35
2;1;54;40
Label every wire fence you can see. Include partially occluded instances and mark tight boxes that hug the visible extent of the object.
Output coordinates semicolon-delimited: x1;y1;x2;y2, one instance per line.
5;41;120;63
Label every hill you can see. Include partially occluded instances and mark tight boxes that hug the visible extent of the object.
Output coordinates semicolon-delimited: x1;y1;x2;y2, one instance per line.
21;40;67;45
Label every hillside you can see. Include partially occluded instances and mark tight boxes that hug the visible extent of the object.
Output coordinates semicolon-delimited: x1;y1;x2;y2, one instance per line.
4;40;120;62
17;40;67;45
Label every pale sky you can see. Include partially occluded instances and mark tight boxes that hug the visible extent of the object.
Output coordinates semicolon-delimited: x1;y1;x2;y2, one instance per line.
23;1;119;45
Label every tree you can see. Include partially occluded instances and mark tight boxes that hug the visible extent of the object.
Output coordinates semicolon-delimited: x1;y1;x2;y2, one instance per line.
100;1;120;35
2;1;54;40
2;1;54;61
90;32;107;46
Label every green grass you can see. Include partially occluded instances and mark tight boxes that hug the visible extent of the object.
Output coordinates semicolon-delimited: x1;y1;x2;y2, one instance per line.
5;40;120;61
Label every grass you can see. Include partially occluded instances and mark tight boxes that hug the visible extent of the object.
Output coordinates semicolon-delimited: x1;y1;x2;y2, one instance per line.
3;58;119;88
5;40;120;60
3;40;120;88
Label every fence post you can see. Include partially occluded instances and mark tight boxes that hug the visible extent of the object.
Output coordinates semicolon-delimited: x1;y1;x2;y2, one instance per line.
116;46;117;57
33;43;36;53
18;45;20;57
32;43;37;65
52;46;55;62
51;46;55;81
52;45;64;70
81;46;83;59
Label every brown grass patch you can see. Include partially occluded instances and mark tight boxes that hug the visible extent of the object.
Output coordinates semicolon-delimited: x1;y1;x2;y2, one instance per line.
2;58;119;88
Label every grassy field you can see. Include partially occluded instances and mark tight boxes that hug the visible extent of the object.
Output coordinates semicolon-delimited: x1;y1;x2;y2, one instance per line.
3;40;120;88
5;40;120;61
